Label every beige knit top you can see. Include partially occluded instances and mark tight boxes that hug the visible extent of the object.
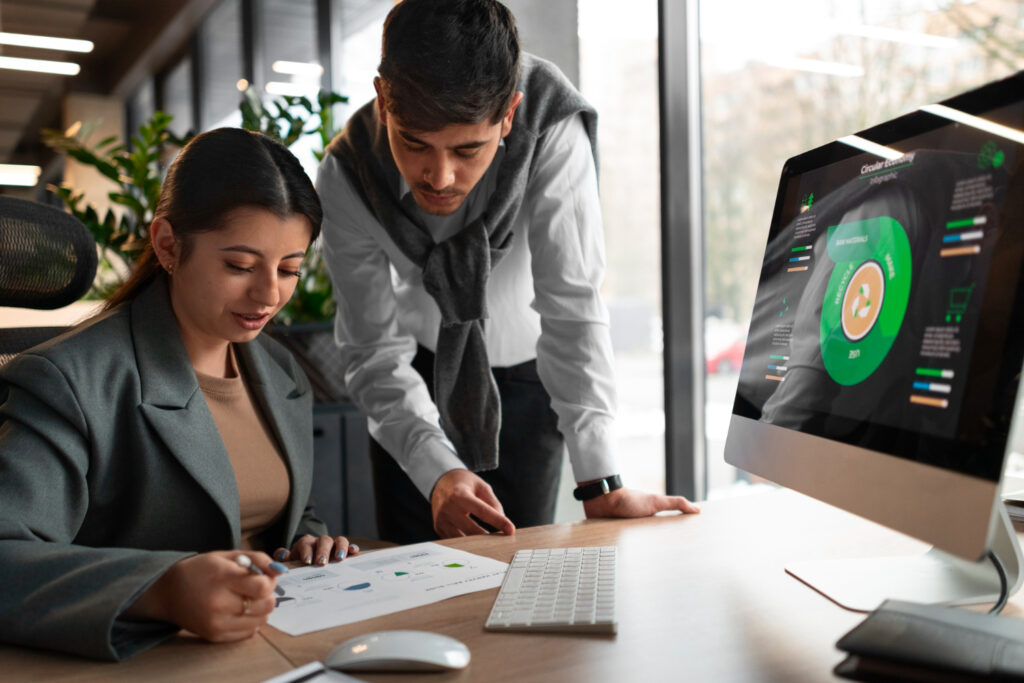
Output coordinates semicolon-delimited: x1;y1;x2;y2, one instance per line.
195;347;290;550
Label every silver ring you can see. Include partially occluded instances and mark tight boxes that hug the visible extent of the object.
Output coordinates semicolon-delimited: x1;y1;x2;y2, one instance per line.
242;597;252;616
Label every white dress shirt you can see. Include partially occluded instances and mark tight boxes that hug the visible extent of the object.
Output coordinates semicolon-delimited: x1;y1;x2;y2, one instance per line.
318;112;618;500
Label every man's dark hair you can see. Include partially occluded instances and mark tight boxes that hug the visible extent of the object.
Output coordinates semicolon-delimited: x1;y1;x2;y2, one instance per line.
378;0;521;131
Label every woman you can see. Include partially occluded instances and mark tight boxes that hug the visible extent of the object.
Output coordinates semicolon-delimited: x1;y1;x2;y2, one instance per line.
0;128;356;661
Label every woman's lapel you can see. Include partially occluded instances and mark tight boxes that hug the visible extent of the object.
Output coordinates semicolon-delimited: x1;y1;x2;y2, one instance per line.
235;340;312;542
130;278;242;546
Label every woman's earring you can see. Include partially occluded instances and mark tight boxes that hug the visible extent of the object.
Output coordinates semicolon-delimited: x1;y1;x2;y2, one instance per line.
165;263;175;276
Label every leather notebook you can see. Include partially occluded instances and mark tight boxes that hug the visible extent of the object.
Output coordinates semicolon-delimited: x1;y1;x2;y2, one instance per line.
834;599;1024;682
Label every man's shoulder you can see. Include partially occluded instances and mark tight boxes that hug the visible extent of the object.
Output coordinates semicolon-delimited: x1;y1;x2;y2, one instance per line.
323;97;380;162
316;151;357;192
521;53;570;84
316;151;389;237
516;53;596;142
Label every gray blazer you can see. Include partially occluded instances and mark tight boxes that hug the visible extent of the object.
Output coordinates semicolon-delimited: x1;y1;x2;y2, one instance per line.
0;277;326;661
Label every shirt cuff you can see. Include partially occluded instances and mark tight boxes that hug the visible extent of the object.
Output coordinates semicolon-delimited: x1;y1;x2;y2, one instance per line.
404;438;469;500
564;420;618;485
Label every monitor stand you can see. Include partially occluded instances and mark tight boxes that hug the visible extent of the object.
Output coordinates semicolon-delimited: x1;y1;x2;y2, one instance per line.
785;503;1024;612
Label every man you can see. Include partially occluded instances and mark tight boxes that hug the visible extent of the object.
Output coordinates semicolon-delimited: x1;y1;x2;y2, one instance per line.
318;0;698;544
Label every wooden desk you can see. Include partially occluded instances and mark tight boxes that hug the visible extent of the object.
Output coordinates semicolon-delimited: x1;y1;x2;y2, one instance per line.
261;488;1024;682
3;489;1022;681
0;629;294;682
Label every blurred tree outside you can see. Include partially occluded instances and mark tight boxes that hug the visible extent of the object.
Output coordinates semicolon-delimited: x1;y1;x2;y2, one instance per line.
701;0;1024;327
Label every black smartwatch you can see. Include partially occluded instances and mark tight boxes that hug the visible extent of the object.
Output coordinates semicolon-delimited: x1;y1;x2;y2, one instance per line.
573;474;623;501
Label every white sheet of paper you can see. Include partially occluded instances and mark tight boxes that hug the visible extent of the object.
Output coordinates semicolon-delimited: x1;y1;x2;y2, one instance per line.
267;542;508;636
260;662;358;683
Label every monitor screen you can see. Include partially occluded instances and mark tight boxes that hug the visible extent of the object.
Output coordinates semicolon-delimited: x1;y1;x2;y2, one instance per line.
725;70;1024;569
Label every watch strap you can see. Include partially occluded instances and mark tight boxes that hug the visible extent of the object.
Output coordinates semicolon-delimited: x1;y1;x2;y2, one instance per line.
573;474;623;501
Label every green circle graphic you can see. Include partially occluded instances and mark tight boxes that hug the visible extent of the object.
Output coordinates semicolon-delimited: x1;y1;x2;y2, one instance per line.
820;217;912;386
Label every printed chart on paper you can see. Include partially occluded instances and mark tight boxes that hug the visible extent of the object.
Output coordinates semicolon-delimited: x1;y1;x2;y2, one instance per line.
268;542;508;635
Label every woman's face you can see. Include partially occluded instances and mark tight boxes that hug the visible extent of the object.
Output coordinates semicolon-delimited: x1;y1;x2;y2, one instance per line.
167;206;312;355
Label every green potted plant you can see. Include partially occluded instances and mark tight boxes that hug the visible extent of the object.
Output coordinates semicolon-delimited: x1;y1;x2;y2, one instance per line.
42;112;190;299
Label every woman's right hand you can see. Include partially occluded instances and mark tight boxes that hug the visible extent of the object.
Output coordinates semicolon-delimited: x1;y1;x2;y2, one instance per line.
124;551;285;642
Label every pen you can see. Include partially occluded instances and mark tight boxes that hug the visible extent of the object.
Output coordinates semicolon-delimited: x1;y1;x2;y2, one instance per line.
236;554;286;596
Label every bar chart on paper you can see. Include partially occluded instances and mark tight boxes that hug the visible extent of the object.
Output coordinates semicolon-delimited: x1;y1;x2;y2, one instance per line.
268;542;508;635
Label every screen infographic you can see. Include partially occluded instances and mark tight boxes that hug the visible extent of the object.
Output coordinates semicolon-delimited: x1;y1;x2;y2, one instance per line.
735;92;1024;481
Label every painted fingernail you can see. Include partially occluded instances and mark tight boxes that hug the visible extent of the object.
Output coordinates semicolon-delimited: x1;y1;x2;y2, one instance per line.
336;548;346;560
269;561;289;574
275;549;288;561
351;544;359;553
304;555;312;565
317;554;328;566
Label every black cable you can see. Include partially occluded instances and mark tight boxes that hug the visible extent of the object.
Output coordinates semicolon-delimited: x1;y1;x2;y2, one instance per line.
987;549;1009;614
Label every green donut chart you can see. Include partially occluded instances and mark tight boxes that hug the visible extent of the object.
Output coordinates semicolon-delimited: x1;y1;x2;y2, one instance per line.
820;216;912;386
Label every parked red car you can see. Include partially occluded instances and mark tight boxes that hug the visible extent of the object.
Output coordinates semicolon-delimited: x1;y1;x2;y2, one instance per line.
706;337;745;374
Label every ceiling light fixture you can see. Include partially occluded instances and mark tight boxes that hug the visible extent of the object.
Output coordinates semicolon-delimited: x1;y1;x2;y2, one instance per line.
271;60;323;77
0;164;42;187
265;81;318;97
834;23;959;49
759;56;864;78
0;31;94;53
0;55;80;76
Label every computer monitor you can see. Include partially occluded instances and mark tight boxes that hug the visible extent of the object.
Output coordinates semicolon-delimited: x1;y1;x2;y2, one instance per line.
724;70;1024;612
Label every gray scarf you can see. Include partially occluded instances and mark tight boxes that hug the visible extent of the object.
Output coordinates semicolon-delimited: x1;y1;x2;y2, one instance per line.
328;53;598;472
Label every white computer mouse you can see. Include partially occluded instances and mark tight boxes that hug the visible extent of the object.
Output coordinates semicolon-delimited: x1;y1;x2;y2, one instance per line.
324;629;471;672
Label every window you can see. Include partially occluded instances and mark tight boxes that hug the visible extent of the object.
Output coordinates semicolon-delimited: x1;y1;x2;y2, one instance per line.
198;0;244;130
332;1;392;124
579;0;664;497
126;79;156;144
160;56;194;139
259;0;320;177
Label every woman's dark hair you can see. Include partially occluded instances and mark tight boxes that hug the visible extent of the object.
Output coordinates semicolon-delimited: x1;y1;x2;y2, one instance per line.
377;0;520;131
104;127;323;310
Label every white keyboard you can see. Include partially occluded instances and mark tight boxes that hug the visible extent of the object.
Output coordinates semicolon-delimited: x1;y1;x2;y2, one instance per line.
485;546;617;634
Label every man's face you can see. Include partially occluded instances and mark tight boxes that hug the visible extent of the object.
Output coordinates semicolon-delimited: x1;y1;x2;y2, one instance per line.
376;79;522;216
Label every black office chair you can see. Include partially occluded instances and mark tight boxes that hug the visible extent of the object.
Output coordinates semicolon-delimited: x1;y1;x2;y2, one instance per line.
0;196;98;367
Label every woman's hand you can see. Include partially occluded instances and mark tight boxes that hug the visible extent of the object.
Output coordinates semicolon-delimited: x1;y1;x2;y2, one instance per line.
124;551;286;642
272;534;360;566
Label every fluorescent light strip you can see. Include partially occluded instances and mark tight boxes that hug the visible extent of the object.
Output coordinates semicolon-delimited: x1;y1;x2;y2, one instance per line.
759;56;864;78
0;31;94;53
836;23;958;49
0;55;80;76
0;164;42;187
271;60;323;77
265;81;318;97
920;103;1024;146
837;134;904;160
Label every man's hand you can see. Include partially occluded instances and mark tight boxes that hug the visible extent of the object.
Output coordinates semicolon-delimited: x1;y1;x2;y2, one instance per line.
431;469;515;538
582;487;700;519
